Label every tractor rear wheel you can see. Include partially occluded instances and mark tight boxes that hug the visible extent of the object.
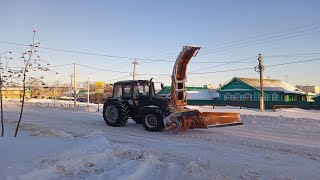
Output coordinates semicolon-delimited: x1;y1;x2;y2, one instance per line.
142;108;164;132
103;101;129;127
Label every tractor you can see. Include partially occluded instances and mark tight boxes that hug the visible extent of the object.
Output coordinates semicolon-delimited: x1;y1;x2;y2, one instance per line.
103;46;243;132
102;79;172;131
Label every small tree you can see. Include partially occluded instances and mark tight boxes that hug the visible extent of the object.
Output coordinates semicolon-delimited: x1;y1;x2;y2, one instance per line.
0;51;13;137
14;30;49;137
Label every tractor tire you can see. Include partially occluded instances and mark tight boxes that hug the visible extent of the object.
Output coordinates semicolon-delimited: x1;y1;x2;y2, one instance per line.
103;101;129;127
142;108;164;132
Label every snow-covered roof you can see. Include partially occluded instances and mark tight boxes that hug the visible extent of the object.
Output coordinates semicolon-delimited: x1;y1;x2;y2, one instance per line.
313;94;320;99
187;90;218;100
219;89;253;92
237;77;305;95
2;87;23;91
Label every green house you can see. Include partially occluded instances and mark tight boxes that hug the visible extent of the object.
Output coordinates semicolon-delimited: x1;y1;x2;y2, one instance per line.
218;77;306;102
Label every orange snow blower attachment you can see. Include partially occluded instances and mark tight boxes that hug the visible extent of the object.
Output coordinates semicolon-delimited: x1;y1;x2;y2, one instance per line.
164;46;243;131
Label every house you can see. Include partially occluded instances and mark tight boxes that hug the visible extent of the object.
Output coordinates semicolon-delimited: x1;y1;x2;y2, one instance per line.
305;92;317;102
217;77;306;102
295;85;320;94
158;86;218;100
313;94;320;103
1;87;31;99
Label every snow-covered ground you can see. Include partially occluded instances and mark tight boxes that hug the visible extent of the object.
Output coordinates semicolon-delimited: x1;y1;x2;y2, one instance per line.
1;100;320;179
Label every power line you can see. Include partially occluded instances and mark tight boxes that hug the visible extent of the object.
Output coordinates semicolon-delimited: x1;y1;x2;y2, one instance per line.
189;57;320;75
1;25;318;64
136;56;320;77
5;63;72;69
136;24;319;59
264;52;320;58
189;56;257;73
0;40;173;63
107;75;132;82
266;58;320;67
77;64;131;73
200;26;320;55
1;24;319;65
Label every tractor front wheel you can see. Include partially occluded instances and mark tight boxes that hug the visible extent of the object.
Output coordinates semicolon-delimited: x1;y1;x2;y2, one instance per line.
142;108;164;132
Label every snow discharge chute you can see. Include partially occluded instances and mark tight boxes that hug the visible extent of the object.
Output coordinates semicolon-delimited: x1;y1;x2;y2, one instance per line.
164;46;243;131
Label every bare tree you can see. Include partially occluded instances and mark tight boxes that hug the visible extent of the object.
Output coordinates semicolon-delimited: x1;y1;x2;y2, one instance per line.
0;51;13;137
14;30;48;137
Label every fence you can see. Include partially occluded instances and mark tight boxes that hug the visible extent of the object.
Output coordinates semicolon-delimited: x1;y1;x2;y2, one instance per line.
188;99;320;110
5;100;87;108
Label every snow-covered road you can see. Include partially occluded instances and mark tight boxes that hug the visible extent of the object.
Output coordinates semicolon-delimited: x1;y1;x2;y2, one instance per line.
1;103;320;179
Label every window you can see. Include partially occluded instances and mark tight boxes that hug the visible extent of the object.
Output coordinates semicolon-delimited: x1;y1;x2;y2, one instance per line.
123;84;132;97
235;94;240;101
226;94;231;100
134;84;149;96
272;93;278;101
113;84;122;97
245;94;251;101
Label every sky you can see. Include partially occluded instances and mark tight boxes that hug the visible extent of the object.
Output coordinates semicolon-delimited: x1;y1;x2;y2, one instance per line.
0;0;320;87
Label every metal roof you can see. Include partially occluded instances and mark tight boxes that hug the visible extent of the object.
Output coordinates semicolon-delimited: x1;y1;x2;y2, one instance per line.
114;80;149;84
236;77;305;94
313;94;320;99
159;86;208;95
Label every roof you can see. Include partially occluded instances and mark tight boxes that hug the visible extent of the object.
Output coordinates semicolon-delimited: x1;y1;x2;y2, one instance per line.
114;80;149;84
221;77;305;94
159;86;208;95
313;94;320;99
2;87;23;91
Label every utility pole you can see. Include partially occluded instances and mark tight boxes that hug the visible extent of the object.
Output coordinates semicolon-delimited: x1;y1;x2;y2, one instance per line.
257;54;265;112
73;63;77;107
69;74;73;102
133;59;138;80
87;77;90;112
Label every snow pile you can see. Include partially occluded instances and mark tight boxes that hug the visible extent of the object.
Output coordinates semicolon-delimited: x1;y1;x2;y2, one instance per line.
18;133;161;180
1;102;320;179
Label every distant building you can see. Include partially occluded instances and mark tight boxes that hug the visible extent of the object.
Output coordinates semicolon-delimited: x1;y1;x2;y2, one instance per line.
295;85;320;94
158;86;218;100
1;87;31;99
313;94;320;102
217;77;306;102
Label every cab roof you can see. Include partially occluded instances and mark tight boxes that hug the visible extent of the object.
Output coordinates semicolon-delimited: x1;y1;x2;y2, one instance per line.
114;80;150;84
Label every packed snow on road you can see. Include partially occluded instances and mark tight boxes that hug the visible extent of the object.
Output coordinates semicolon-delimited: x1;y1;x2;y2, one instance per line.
1;100;320;180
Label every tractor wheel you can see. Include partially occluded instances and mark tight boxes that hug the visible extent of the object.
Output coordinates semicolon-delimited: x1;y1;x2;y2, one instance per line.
103;101;129;127
142;108;164;132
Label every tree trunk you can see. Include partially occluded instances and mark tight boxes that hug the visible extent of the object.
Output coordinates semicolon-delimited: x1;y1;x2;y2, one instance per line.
14;71;26;137
0;75;4;137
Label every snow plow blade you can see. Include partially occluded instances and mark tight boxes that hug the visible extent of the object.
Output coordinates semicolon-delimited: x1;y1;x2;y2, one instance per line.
173;110;243;131
198;112;243;128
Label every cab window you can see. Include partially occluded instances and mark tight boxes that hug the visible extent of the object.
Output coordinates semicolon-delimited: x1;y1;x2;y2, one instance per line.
123;84;132;97
113;84;122;97
134;84;149;96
